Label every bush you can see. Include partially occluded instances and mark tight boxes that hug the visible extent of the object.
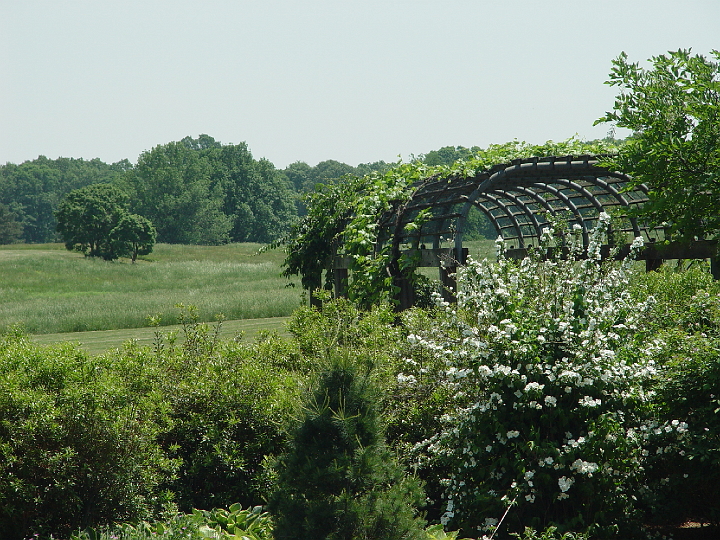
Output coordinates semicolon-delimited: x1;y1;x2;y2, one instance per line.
0;332;173;539
0;321;301;539
158;349;298;512
402;217;686;538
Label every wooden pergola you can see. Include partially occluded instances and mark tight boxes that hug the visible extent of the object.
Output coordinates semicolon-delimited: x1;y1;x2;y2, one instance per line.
332;155;718;309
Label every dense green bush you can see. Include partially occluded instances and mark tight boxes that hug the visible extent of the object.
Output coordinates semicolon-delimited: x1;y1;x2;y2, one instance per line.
158;347;298;512
0;321;302;539
0;330;174;539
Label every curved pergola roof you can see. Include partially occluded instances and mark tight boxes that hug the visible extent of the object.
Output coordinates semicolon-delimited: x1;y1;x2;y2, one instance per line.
376;154;661;261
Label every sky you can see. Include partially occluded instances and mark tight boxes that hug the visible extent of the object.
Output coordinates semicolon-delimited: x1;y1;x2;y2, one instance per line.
1;0;719;169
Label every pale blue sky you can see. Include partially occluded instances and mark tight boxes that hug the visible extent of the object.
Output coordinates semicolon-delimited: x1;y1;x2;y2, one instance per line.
1;0;718;168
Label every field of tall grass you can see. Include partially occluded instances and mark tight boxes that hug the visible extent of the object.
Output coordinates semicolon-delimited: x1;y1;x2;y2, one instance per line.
0;242;303;335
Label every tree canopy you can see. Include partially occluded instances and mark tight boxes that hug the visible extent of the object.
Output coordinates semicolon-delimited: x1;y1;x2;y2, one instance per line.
596;49;720;241
0;203;23;244
0;156;128;243
124;135;297;244
56;183;156;261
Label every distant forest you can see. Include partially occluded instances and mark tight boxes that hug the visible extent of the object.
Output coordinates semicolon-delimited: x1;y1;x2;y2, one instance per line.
0;135;486;245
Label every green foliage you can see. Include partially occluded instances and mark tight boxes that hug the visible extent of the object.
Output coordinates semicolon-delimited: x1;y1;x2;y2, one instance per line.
511;526;588;540
0;156;128;243
56;183;156;260
629;263;720;333
643;331;720;528
0;316;302;539
157;350;296;513
286;298;399;363
0;331;175;540
283;159;391;200
268;354;426;540
596;49;720;240
280;175;369;292
71;504;273;540
111;213;157;262
126;135;297;245
281;138;620;307
0;203;23;244
625;267;720;528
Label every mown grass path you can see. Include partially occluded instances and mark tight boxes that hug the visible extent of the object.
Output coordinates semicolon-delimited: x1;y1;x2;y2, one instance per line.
31;316;291;356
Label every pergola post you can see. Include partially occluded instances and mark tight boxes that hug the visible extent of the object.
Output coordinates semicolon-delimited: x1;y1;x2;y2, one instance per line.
334;268;348;298
646;258;663;272
440;264;457;303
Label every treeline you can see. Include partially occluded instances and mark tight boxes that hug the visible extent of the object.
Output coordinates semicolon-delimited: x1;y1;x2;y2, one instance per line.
0;137;483;246
0;135;396;245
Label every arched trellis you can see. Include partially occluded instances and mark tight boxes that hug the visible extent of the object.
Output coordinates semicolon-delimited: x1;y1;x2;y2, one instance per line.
332;155;718;309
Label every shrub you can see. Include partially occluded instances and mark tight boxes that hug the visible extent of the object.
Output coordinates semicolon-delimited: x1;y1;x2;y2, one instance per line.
0;332;173;540
158;352;298;512
403;217;686;538
71;503;274;540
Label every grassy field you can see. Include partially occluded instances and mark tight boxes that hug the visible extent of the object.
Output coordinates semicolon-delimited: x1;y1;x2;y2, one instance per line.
1;239;497;355
0;242;303;335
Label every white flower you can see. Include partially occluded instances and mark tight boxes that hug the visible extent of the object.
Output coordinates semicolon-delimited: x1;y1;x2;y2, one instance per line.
506;430;520;439
524;382;545;393
570;459;599;475
579;395;602;407
396;373;417;385
558;475;574;492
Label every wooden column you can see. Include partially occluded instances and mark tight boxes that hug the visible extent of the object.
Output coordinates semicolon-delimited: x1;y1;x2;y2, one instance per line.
646;257;663;272
440;265;457;303
334;268;348;298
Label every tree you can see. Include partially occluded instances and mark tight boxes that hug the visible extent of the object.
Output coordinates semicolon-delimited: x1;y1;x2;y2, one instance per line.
268;355;425;540
208;144;297;243
110;213;157;262
56;184;155;260
0;203;23;244
126;140;231;245
0;156;129;243
596;49;720;241
126;136;297;245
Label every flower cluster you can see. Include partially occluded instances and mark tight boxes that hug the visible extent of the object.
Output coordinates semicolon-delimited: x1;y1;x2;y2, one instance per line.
405;217;690;537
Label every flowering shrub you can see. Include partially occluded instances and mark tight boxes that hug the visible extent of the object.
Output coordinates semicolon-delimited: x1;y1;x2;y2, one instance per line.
404;216;687;538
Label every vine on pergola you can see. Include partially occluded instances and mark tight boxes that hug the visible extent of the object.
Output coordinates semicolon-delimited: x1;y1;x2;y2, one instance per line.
280;138;650;308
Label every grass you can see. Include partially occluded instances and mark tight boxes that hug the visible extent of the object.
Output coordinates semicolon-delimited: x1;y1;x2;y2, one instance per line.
31;316;291;356
1;239;495;354
0;242;302;335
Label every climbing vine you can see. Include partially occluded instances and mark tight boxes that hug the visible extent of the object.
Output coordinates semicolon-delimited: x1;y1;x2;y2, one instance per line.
281;138;621;308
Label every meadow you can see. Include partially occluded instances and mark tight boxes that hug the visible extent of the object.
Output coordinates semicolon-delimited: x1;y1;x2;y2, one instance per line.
0;240;496;354
0;242;303;336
